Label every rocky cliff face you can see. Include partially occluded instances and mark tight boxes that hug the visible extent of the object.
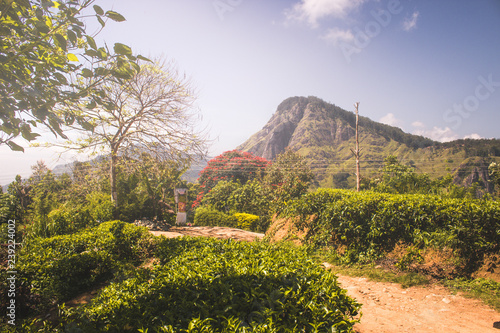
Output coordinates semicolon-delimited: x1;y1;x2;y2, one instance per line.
453;157;496;194
238;96;359;160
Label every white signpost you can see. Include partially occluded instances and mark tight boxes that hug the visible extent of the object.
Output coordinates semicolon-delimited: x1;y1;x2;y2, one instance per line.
174;188;188;226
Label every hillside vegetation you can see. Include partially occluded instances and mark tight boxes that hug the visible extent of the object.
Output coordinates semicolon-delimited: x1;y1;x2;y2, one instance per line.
268;188;500;280
238;96;500;190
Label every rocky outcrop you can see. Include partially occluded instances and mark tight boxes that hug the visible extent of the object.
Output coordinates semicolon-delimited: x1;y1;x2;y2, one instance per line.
453;157;496;194
238;96;359;160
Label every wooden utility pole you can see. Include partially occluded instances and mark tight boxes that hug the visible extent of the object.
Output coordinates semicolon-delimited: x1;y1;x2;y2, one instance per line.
350;102;361;192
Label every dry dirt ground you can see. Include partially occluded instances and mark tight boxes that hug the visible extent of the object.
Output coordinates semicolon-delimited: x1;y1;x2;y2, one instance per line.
150;225;265;242
152;226;500;333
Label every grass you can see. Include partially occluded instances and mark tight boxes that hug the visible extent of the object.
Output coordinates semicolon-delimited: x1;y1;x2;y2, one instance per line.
326;263;430;289
444;278;500;311
313;248;430;288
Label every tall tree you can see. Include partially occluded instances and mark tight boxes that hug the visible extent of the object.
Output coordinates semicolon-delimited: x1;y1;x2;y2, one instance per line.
56;58;208;208
0;0;140;150
263;149;314;203
132;153;188;219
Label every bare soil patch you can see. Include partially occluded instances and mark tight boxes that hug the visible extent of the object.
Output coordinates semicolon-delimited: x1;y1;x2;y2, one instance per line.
150;226;265;242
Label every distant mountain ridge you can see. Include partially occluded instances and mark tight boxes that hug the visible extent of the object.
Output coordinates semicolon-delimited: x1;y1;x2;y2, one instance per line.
238;96;500;190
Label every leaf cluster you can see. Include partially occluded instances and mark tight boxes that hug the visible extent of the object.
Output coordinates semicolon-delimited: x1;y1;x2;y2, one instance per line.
0;0;143;150
193;206;262;232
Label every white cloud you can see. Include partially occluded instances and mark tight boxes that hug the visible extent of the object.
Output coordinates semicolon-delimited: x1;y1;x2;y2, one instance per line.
413;126;459;142
412;122;483;142
411;121;425;128
403;11;419;31
285;0;366;28
379;113;402;127
320;27;354;44
464;133;482;140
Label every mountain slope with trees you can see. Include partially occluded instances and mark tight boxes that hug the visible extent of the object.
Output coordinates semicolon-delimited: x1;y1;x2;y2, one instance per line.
237;96;500;191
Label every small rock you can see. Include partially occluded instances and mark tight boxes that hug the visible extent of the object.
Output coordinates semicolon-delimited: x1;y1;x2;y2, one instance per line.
494;321;500;329
442;298;451;304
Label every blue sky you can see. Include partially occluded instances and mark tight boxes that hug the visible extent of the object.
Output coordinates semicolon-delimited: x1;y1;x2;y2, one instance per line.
1;0;500;185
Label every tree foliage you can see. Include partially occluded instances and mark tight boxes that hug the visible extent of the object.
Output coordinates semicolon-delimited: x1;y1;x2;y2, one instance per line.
362;155;431;194
54;58;207;208
0;0;142;150
378;155;431;194
125;153;189;220
194;150;269;206
361;155;491;199
4;154;190;238
264;149;314;203
193;150;314;231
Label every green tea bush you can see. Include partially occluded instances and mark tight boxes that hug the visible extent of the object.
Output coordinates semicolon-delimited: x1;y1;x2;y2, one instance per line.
65;237;360;332
12;221;155;317
233;212;259;231
193;206;236;228
86;191;114;222
283;189;500;273
45;204;93;236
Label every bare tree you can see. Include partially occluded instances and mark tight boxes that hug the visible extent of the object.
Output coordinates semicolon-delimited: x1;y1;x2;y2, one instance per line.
56;58;208;208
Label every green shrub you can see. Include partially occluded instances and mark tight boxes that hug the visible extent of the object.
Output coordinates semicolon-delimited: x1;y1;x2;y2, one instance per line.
45;204;93;236
201;180;240;212
193;206;236;228
228;179;271;217
28;193;112;239
194;207;264;232
0;193;16;225
232;212;259;231
86;191;114;222
64;237;360;332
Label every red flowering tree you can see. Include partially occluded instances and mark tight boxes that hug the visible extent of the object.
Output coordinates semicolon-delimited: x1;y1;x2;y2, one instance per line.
193;150;270;207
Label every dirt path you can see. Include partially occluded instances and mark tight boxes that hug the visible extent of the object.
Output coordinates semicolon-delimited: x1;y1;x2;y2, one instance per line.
324;263;500;333
149;227;500;332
